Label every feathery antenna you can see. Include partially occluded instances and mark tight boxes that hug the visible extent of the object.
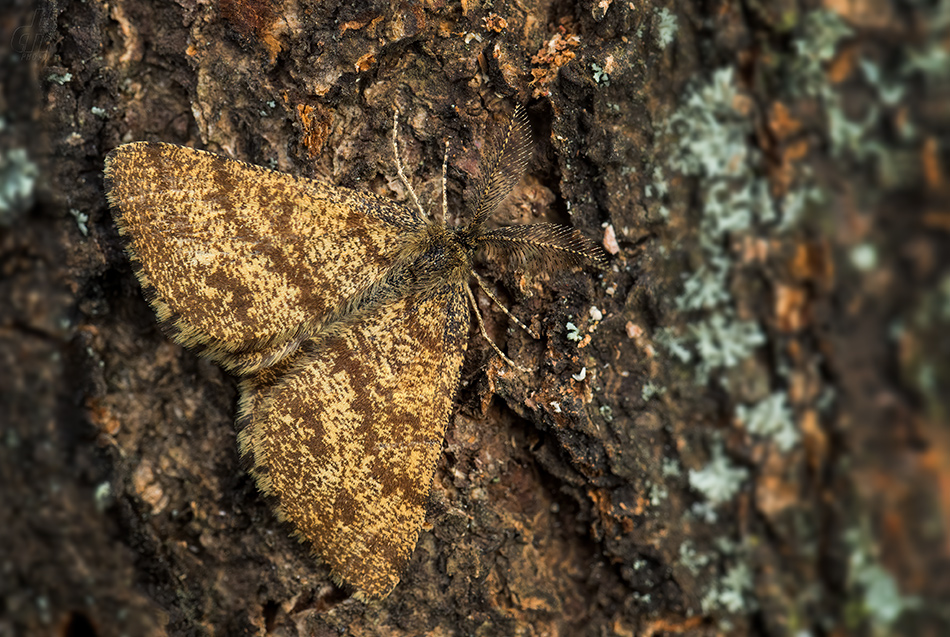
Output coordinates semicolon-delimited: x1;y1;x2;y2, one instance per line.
479;223;609;271
392;108;427;221
468;104;533;231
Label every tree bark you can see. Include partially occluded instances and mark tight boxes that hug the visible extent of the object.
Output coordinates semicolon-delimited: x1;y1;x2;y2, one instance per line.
3;0;948;634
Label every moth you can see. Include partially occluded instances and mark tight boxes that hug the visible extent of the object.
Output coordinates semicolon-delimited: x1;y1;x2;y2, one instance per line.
104;105;606;599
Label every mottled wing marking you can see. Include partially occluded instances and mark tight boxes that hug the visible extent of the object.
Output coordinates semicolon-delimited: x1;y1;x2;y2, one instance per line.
104;142;422;373
236;286;469;598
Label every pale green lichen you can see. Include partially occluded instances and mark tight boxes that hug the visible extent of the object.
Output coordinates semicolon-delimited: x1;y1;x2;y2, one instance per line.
828;103;879;160
902;44;950;78
849;243;878;272
689;313;765;382
94;481;113;512
676;256;732;311
654;5;938;627
658;50;816;629
630;591;651;605
641;381;667;401
644;165;669;199
792;7;943;175
47;71;72;85
736;392;799;451
0;148;38;225
791;10;853;97
643;161;673;220
778;186;823;231
656;327;692;363
661;67;773;384
859;60;906;106
566;321;583;342
654;7;679;50
679;540;711;574
936;275;950;321
661;457;681;478
688;440;748;505
69;208;89;236
701;563;755;614
702;177;776;235
667;68;750;180
899;272;950;420
649;482;668;506
790;10;903;170
845;527;921;630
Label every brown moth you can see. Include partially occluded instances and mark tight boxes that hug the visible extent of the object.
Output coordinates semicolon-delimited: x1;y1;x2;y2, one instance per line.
104;105;606;599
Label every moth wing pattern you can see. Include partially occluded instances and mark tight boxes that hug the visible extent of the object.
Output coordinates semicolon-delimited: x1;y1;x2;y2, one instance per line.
104;142;422;374
236;284;470;599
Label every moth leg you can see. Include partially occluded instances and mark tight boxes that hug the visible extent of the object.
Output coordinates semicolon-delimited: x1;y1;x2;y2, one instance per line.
391;108;426;220
465;283;533;373
441;140;450;224
473;271;539;339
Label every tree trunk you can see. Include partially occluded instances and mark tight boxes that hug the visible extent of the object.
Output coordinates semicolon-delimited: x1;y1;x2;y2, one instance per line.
3;0;948;634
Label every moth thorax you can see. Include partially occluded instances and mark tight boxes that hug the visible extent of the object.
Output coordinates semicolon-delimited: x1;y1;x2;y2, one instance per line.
400;227;468;291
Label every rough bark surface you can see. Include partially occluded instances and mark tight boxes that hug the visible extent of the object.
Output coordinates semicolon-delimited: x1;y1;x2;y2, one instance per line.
3;0;948;635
